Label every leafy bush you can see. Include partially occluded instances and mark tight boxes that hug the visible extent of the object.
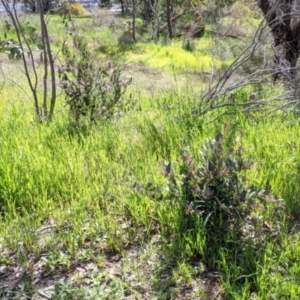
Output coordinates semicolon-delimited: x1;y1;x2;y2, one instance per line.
125;132;278;258
1;20;42;60
58;34;132;127
166;134;253;232
162;133;284;253
0;39;22;60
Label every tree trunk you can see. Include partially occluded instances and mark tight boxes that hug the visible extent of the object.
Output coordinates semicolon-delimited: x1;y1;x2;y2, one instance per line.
257;0;300;81
132;0;137;42
166;0;172;39
143;0;149;23
120;0;125;15
273;32;300;81
125;0;129;15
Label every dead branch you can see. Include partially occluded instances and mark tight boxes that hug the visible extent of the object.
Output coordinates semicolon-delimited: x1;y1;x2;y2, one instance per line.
189;6;300;121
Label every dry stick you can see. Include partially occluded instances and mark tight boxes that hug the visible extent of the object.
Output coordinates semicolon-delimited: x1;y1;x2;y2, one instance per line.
190;31;264;117
148;0;160;39
195;17;285;118
207;92;292;124
210;69;274;98
1;0;40;117
38;0;57;120
37;0;49;118
0;61;5;91
207;80;298;123
2;77;33;102
44;24;56;120
1;0;56;120
204;19;269;103
13;3;40;86
12;1;38;86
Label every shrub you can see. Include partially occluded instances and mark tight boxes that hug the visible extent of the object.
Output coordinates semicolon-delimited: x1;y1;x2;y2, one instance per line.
163;133;284;256
130;133;285;266
58;34;132;128
68;3;87;16
166;134;253;231
48;2;87;17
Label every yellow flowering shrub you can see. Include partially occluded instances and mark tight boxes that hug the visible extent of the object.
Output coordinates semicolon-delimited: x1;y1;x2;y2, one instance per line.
68;3;87;16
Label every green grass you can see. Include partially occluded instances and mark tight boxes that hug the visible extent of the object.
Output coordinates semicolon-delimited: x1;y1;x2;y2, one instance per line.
1;10;300;300
124;38;233;73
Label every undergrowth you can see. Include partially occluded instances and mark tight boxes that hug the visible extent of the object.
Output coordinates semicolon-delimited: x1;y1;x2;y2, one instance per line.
1;12;300;300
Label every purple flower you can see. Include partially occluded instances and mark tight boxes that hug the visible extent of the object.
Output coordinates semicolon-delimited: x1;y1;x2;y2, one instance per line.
185;202;194;214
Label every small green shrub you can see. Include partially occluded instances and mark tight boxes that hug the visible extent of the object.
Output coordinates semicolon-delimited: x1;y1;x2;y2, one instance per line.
130;133;284;256
166;134;253;232
161;133;284;263
58;34;132;128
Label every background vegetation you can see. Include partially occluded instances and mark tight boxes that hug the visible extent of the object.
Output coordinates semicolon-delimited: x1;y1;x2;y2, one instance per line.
1;1;300;299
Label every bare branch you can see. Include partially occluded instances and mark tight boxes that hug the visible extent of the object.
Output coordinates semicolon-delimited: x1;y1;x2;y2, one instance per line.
0;0;57;120
189;2;300;121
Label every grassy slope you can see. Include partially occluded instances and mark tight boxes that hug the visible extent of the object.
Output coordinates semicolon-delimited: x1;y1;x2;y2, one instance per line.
1;10;300;300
